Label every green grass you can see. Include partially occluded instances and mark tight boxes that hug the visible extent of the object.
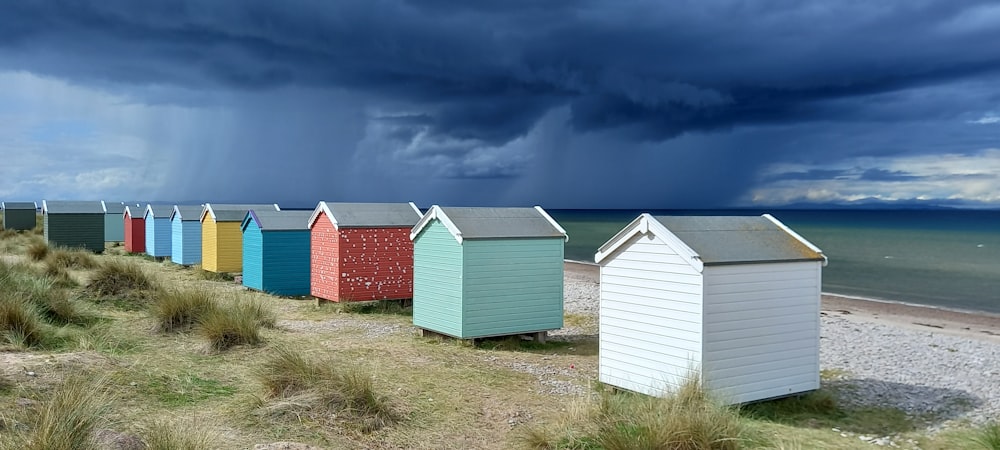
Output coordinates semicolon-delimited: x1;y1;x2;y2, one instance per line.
150;288;220;333
0;297;42;348
254;347;400;432
970;422;1000;450
743;390;917;436
339;299;413;316
197;269;234;282
5;376;108;450
140;372;238;407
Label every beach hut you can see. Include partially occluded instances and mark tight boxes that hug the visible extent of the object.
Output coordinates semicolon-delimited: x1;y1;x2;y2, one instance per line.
170;205;204;265
201;203;280;273
241;210;314;296
1;201;37;231
308;202;423;302
42;200;106;252
593;214;827;404
144;204;173;258
410;206;568;340
122;205;145;253
101;201;126;243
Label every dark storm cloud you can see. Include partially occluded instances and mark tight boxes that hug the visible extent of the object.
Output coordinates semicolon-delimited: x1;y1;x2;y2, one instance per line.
3;0;1000;147
859;169;923;182
763;169;852;183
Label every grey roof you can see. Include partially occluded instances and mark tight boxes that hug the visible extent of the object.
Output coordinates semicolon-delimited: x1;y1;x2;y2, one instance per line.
172;205;204;221
652;215;824;265
442;207;565;239
123;205;143;218
1;202;36;210
246;210;313;231
43;200;105;214
323;202;421;228
204;203;280;222
102;201;126;214
145;204;173;218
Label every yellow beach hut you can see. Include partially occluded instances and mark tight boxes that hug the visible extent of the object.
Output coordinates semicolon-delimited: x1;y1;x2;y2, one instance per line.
200;203;280;273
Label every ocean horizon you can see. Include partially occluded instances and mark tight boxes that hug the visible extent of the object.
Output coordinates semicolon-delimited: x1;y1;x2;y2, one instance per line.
548;208;1000;315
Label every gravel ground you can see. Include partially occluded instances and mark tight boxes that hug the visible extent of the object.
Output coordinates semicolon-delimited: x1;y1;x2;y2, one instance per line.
559;262;1000;432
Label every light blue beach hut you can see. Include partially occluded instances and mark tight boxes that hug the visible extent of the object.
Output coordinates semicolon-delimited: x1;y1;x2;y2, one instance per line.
102;201;126;242
143;204;172;258
241;209;313;296
409;206;568;341
170;205;203;265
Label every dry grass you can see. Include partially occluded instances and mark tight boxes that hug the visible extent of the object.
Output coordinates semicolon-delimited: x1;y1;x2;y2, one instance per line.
140;419;220;450
150;288;219;332
197;299;269;351
0;297;42;348
85;259;157;309
254;347;400;432
3;376;109;450
45;248;99;270
26;240;49;261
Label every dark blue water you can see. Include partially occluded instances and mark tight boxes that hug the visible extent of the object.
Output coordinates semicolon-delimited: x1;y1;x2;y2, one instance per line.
549;209;1000;314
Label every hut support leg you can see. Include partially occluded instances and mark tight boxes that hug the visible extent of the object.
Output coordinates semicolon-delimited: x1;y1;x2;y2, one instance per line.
533;331;547;344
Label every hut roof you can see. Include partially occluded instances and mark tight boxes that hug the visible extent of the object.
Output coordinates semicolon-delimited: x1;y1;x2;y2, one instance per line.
170;205;204;221
144;204;173;218
308;202;421;229
243;210;313;231
123;205;144;219
1;202;37;210
101;201;126;214
411;205;567;244
42;200;105;214
595;214;826;268
201;203;280;223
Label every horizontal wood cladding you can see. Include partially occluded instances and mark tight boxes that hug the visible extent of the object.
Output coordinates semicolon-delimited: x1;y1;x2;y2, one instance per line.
124;216;145;253
172;219;202;265
311;211;414;302
44;213;105;253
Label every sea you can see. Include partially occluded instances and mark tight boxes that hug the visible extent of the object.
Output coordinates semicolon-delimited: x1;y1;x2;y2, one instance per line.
548;209;1000;314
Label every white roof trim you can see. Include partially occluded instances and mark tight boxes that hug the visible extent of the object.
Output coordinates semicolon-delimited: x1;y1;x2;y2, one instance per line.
123;205;139;220
594;213;703;272
534;206;569;242
307;201;334;229
144;204;156;219
408;202;421;216
763;214;828;267
100;200;109;214
410;205;464;244
200;204;214;222
41;200;48;214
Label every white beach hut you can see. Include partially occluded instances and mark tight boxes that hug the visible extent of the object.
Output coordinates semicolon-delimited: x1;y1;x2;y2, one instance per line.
594;214;827;404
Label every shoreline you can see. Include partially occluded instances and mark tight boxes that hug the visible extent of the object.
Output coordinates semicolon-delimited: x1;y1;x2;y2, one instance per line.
564;260;1000;340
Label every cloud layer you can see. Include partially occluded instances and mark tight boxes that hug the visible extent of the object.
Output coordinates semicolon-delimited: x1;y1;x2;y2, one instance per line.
1;1;999;207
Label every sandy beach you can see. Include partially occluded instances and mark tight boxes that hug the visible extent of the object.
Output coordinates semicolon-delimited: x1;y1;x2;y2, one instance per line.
563;261;1000;429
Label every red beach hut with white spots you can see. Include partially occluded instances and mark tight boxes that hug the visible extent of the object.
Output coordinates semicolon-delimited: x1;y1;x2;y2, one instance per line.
308;202;422;302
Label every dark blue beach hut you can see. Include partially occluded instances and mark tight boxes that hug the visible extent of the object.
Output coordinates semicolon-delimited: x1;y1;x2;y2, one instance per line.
144;204;173;258
170;205;203;265
1;201;37;231
241;209;313;296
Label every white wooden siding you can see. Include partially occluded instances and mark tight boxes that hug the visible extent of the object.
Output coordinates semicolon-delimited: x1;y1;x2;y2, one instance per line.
599;232;704;397
701;261;821;403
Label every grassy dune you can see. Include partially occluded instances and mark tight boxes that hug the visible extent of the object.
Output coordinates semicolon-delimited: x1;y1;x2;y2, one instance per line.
0;228;997;449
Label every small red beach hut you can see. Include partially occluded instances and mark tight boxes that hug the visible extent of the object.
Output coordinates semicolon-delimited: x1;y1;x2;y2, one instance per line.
308;202;422;302
122;205;145;254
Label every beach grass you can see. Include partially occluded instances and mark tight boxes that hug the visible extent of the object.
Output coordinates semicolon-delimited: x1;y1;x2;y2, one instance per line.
1;376;109;450
0;236;995;449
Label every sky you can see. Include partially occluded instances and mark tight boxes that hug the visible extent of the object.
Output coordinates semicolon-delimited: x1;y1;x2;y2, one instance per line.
1;1;999;209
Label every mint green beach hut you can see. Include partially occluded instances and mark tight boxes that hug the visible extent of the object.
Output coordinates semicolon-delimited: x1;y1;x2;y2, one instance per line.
409;206;568;341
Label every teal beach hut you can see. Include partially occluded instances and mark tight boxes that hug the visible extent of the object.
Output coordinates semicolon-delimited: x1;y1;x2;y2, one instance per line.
102;201;126;242
1;201;37;231
241;209;313;296
409;206;568;340
144;204;173;258
170;205;203;265
42;200;106;252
